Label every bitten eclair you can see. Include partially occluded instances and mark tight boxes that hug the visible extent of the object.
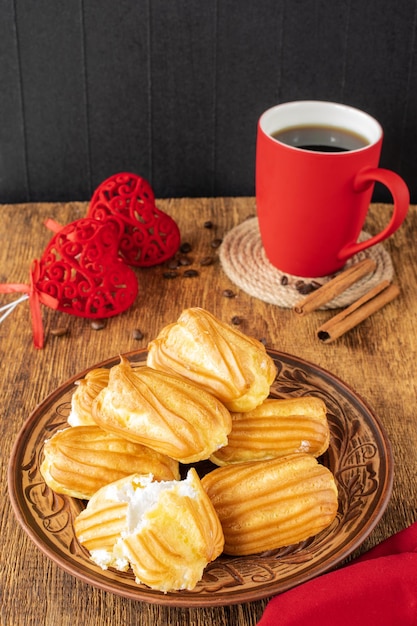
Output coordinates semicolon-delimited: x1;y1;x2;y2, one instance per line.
74;469;224;592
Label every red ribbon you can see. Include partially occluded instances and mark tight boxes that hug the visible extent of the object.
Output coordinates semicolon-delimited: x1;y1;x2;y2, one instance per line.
0;259;59;349
44;218;63;233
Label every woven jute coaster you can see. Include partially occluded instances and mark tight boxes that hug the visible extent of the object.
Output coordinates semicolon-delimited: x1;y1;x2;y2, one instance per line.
219;217;394;309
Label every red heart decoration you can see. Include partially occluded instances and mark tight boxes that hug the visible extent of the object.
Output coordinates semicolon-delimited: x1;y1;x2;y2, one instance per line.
87;172;181;267
39;215;138;318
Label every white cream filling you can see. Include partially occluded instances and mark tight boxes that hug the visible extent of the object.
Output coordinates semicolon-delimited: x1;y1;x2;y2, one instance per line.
124;474;197;534
90;549;129;572
67;390;79;426
67;408;82;427
88;471;198;571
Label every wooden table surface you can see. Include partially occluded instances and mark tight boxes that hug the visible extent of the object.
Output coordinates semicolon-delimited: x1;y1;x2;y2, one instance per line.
1;198;416;626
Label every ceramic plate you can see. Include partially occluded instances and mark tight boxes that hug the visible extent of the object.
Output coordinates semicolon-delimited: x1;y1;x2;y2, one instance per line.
8;349;393;607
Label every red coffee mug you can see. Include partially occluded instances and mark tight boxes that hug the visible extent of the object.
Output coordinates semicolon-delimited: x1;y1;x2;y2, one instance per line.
256;101;409;277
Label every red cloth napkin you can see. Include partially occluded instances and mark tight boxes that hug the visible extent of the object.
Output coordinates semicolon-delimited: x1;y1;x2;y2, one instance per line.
257;522;417;626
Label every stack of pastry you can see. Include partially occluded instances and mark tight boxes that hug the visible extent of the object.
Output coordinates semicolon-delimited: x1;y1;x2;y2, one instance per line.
40;306;338;593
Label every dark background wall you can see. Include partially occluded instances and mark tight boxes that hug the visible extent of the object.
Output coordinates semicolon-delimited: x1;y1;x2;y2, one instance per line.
1;0;417;203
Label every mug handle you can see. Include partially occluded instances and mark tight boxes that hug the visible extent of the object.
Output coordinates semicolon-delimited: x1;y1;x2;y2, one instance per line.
338;167;409;261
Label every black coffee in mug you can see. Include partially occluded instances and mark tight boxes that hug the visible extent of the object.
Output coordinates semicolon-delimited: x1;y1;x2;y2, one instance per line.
271;124;369;152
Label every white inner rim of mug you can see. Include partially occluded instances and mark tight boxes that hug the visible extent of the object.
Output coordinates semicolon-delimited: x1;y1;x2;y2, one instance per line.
260;101;382;150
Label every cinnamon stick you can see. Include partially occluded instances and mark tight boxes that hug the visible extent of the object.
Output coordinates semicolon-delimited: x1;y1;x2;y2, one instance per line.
293;258;377;315
317;280;400;343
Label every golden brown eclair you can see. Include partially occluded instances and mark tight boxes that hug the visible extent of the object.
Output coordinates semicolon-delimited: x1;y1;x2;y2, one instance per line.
92;356;232;463
74;468;224;592
201;453;338;556
40;425;180;499
68;368;110;426
146;307;277;412
210;396;330;465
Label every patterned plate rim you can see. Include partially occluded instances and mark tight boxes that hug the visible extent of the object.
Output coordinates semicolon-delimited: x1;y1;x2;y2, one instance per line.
8;348;393;607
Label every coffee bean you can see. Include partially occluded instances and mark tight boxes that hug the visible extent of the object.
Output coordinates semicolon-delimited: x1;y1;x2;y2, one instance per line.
223;289;236;298
211;238;223;249
180;242;192;253
295;281;318;295
50;327;69;337
231;316;242;325
132;328;144;340
200;256;214;266
183;269;199;278
91;320;106;331
163;270;179;279
167;259;179;269
203;220;213;229
178;256;192;266
281;275;289;286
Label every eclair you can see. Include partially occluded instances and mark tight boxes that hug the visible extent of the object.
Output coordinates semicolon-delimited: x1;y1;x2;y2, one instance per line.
92;356;232;463
68;368;110;426
147;307;277;412
210;396;330;465
74;468;224;592
201;453;338;556
40;425;180;499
